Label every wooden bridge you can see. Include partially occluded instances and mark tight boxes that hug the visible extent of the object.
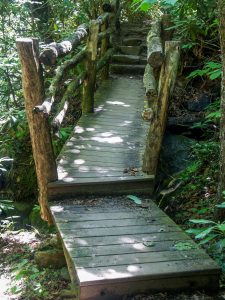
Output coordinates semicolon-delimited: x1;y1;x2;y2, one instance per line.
16;1;221;299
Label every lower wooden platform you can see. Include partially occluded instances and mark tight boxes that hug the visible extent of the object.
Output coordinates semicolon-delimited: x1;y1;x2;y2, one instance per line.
50;198;221;300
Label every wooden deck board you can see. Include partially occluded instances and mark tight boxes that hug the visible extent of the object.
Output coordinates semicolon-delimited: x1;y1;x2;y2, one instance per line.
48;76;154;198
50;199;220;300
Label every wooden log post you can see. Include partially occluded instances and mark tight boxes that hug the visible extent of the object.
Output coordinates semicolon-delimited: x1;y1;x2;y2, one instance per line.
39;24;88;66
100;20;110;80
142;41;181;175
82;20;99;113
143;64;158;108
16;38;57;224
147;20;164;69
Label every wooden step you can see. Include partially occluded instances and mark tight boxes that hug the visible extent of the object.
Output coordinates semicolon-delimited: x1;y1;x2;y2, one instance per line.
112;54;147;65
123;37;145;46
110;64;145;75
119;46;141;56
48;176;154;200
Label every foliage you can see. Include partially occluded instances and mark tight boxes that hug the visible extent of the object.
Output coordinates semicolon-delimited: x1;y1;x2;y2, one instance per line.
127;195;142;205
188;61;222;81
132;0;177;12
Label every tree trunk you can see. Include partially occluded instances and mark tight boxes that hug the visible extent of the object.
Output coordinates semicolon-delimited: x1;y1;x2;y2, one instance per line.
143;41;180;175
215;0;225;221
16;38;57;224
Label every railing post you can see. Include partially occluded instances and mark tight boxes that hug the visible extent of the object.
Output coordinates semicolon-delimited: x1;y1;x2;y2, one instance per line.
16;38;57;224
82;20;99;113
100;20;110;80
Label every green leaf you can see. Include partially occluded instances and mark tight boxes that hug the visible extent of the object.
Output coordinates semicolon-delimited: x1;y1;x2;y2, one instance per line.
189;219;216;225
195;226;215;239
216;202;225;208
199;234;219;245
217;238;225;249
185;228;205;235
209;70;222;80
217;224;225;232
127;195;142;205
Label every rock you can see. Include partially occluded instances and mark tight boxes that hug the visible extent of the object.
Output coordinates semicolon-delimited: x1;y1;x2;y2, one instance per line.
187;94;211;112
34;249;66;269
0;157;13;189
60;267;71;281
158;133;195;178
0;157;13;170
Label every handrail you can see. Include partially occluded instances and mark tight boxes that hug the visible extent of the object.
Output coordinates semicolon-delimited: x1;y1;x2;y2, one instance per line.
16;0;121;223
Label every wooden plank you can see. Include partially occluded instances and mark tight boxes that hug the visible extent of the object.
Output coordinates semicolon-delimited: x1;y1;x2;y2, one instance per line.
60;231;189;247
50;175;153;184
51;215;174;227
73;125;147;135
80;275;219;300
64;140;145;150
51;203;162;213
78;117;148;127
57;169;143;178
61;145;143;154
51;209;165;221
57;223;179;237
58;165;132;171
74;249;210;268
76;259;220;285
61;149;144;159
68;240;192;258
48;180;154;198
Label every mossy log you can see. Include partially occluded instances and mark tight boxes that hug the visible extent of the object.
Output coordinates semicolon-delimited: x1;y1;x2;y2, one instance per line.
82;20;99;113
97;48;114;71
16;38;57;223
100;20;110;80
143;64;157;101
39;24;88;66
34;50;86;116
147;20;164;68
143;41;181;175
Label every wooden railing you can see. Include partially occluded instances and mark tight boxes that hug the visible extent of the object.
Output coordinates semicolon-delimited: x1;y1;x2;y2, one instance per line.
16;0;121;223
142;16;181;176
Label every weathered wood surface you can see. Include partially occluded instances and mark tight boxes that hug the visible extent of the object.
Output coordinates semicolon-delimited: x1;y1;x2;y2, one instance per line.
143;41;181;175
39;24;88;66
50;198;220;300
48;76;154;198
147;20;164;68
16;38;57;223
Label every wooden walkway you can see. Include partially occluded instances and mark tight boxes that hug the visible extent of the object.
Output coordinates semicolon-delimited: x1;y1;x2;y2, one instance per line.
48;76;154;198
48;74;220;299
50;198;220;300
